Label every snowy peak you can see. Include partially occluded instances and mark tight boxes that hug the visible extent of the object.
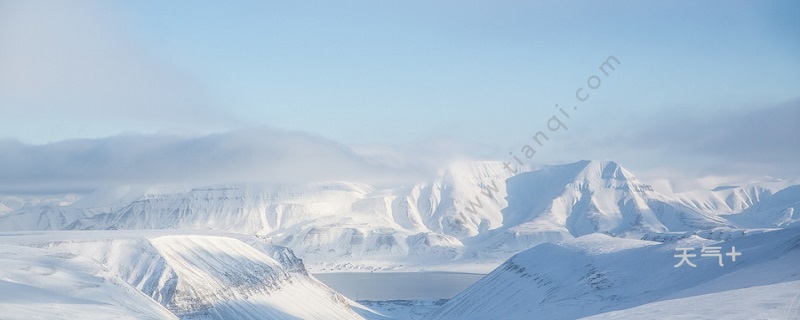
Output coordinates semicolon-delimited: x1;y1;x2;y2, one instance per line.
424;161;512;237
438;161;512;184
488;160;728;254
0;160;797;273
547;160;651;192
501;160;661;232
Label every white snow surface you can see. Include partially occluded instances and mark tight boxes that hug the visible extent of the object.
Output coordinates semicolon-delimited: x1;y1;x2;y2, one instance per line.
1;160;799;319
427;227;800;320
0;160;797;273
581;280;800;320
0;230;364;320
0;242;177;320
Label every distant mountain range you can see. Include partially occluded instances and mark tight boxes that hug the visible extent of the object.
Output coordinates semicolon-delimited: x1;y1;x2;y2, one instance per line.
1;160;798;272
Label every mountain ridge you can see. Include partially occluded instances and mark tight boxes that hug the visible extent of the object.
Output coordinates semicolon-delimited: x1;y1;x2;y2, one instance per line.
0;160;795;272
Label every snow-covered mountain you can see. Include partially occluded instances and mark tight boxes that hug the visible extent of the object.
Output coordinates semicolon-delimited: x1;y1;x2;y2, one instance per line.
668;175;800;215
427;226;800;319
0;230;365;320
1;160;799;319
0;161;512;271
0;160;796;272
0;239;178;320
727;185;800;228
464;160;732;260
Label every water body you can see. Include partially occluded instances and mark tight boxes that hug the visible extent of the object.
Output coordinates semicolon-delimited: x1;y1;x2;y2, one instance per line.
313;272;486;301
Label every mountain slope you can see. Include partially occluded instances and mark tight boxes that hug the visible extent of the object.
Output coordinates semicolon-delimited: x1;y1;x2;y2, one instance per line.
0;242;178;320
726;185;800;228
581;279;800;319
468;160;730;259
0;231;364;320
427;227;800;319
0;161;513;271
0;160;795;272
666;176;800;215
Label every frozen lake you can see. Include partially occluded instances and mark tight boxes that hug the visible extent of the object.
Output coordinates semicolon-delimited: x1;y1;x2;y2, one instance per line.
313;272;486;300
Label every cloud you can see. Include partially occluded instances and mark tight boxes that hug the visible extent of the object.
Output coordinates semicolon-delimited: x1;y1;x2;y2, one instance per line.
0;1;236;142
604;99;800;177
0;128;464;194
523;98;800;182
1;101;795;195
351;135;497;171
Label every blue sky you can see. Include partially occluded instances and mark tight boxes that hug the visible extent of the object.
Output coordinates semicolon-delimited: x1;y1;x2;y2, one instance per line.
0;1;798;191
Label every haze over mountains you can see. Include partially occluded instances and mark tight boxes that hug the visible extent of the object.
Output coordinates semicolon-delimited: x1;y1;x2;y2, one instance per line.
2;160;797;273
3;1;798;318
1;159;799;319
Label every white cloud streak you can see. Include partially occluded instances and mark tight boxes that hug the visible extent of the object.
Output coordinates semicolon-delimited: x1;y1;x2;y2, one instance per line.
0;128;468;194
559;100;800;178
